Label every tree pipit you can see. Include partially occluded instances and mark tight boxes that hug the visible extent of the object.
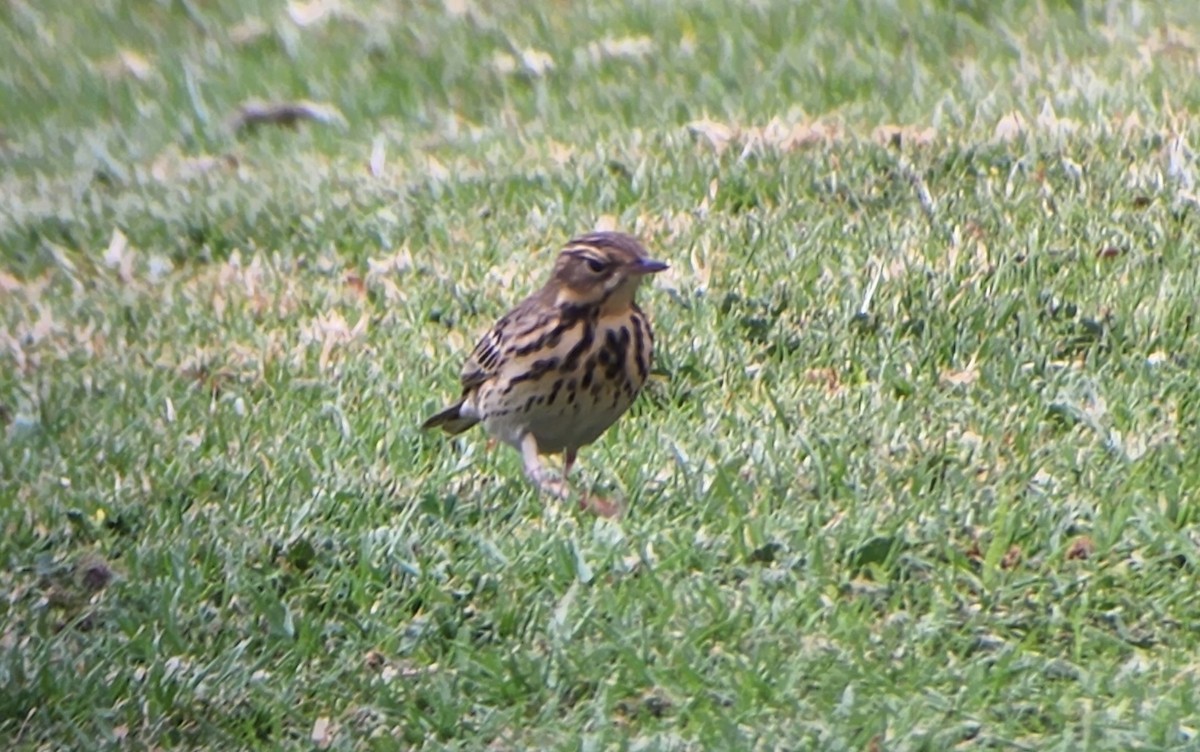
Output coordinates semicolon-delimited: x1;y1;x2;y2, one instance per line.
423;231;667;516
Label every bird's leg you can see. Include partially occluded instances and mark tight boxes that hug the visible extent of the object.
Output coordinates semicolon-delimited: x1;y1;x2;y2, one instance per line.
520;433;569;499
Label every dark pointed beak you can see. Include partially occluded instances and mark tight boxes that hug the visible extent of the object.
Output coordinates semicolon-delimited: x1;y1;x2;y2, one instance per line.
632;258;669;275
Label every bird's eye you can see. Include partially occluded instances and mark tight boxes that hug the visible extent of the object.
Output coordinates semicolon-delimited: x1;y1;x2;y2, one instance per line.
585;257;607;273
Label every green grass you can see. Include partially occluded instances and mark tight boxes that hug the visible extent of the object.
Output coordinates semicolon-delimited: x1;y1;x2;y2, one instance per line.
4;0;1200;748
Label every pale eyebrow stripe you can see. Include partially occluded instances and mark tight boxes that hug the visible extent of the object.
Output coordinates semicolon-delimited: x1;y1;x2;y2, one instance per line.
562;248;610;263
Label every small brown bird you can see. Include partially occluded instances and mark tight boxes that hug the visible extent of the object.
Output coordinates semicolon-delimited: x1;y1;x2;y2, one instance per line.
422;231;668;515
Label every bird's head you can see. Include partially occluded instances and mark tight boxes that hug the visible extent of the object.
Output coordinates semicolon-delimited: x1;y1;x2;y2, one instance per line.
549;232;668;312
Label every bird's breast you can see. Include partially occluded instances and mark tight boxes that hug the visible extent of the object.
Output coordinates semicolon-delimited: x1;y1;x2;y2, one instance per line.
477;306;653;453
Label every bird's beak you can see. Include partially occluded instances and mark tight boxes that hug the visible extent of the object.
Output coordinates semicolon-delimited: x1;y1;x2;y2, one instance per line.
631;258;669;275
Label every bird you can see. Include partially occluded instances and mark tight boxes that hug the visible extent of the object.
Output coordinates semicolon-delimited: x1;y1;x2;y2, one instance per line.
422;231;668;516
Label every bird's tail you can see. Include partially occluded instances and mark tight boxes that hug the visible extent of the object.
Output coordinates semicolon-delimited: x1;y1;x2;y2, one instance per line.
421;401;479;435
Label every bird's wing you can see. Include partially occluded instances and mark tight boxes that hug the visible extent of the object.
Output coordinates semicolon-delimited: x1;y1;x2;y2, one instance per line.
458;291;557;391
459;316;509;390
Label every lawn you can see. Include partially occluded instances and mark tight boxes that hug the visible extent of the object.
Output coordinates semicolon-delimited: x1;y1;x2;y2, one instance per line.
3;0;1200;748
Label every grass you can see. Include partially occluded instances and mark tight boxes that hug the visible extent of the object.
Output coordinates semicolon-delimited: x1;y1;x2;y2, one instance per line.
3;0;1200;748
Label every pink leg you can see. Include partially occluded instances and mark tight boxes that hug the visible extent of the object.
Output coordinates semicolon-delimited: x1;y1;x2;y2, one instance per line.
520;434;568;499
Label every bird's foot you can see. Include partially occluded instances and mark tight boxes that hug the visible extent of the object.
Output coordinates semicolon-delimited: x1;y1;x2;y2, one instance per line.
579;491;623;518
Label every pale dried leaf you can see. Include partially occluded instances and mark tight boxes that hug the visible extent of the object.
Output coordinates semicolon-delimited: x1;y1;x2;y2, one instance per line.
119;49;154;80
288;0;336;27
147;254;174;282
368;135;387;178
940;362;980;388
547;140;574;166
745;119;836;154
1115;111;1143;138
491;52;517;75
689;118;836;155
426;155;450;183
585;35;654;64
311;716;333;749
1166;134;1195;191
230;17;270;46
687;119;735;154
679;31;697;56
150;147;237;182
442;0;471;17
0;272;21;294
519;47;554;76
301;311;369;370
96;49;155;81
367;247;413;277
103;228;135;282
993;112;1027;143
1036;101;1079;138
594;215;619;232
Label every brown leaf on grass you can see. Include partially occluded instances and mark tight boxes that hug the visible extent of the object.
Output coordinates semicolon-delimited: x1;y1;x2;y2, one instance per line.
364;649;385;670
964;539;983;562
227;99;347;134
962;220;988;242
615;688;674;720
872;124;936;148
77;554;115;592
343;273;366;299
1000;545;1022;570
1066;536;1095;561
939;359;980;388
804;367;842;394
